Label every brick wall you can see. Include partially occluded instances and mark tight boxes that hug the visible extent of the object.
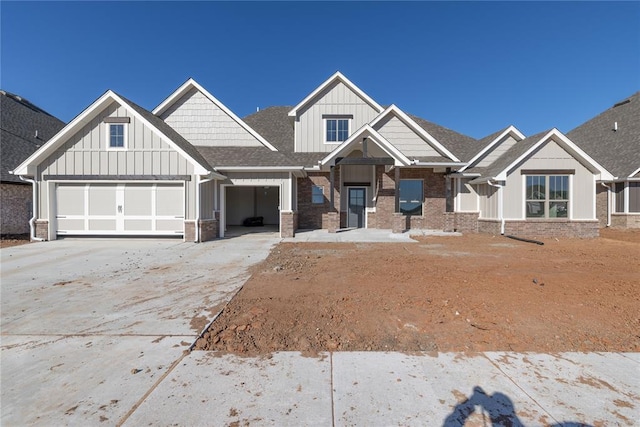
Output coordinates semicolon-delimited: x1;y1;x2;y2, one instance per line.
1;183;32;235
280;211;296;237
595;185;608;227
478;219;599;238
297;171;341;229
610;214;640;228
184;220;195;242
35;220;49;240
199;217;219;242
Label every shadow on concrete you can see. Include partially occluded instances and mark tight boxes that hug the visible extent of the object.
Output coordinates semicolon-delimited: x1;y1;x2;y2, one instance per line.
442;386;593;427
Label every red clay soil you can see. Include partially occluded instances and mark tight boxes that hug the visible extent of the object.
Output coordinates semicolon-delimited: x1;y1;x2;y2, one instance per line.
194;231;640;356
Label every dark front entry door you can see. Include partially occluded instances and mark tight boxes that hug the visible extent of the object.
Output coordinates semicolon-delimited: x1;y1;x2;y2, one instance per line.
347;188;366;228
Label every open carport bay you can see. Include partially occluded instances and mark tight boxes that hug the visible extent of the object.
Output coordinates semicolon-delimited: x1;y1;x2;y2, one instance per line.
225;186;280;226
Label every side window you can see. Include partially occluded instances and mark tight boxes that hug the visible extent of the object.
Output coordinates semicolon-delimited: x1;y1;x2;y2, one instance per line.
312;185;324;204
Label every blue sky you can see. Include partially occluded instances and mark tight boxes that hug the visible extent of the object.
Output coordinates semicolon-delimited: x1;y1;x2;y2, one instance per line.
2;1;639;138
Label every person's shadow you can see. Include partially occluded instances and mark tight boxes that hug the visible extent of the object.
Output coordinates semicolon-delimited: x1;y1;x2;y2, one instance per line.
442;386;593;427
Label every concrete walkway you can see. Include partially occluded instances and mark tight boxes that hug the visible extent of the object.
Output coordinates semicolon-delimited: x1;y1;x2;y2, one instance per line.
284;228;461;243
2;237;639;426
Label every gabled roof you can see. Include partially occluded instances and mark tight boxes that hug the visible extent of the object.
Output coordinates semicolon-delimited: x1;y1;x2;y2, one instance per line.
459;125;525;172
243;106;295;153
12;90;216;177
408;114;478;162
1;91;65;183
370;105;461;162
320;125;412;167
288;72;383;118
567;91;640;179
470;128;613;184
153;78;278;151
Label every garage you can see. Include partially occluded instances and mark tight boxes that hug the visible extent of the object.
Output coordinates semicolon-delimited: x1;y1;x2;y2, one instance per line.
55;183;184;236
224;186;280;229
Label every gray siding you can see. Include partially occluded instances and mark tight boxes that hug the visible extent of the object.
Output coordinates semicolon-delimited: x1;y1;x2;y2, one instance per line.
476;135;518;167
456;178;478;212
199;179;217;219
477;183;499;219
373;114;441;157
161;88;263;147
503;139;596;219
295;81;379;153
38;102;195;177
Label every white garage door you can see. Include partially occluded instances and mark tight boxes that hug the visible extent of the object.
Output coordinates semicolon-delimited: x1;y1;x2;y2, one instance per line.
56;183;184;236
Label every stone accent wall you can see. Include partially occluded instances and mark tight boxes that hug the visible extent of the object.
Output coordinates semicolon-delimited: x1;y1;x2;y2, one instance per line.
610;214;640;228
199;217;219;242
35;220;49;240
1;183;32;235
297;170;341;229
184;220;195;242
595;185;609;227
280;211;296;238
478;219;599;238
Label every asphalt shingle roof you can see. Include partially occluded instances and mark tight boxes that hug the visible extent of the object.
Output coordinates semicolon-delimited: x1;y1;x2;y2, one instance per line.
567;92;640;178
1;91;65;183
408;115;478;162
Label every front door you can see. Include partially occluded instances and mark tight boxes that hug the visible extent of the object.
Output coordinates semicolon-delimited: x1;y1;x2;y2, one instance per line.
347;187;366;228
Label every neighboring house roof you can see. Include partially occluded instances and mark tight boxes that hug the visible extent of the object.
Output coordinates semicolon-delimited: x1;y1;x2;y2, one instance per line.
408;114;478;162
567;91;640;179
153;78;278;151
13;90;217;177
1;90;64;183
288;71;384;118
471;128;614;184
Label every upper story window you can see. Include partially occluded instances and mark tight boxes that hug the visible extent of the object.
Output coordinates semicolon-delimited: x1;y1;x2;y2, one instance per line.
324;115;351;143
525;175;569;218
104;117;130;150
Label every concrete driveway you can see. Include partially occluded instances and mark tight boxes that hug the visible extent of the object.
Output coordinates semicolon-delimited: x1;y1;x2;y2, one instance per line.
0;234;278;426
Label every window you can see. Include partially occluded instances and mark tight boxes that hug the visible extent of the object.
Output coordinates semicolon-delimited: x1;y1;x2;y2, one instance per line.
525;175;569;218
630;183;640;213
399;179;423;215
108;123;126;148
312;185;324;204
614;182;625;213
325;118;349;143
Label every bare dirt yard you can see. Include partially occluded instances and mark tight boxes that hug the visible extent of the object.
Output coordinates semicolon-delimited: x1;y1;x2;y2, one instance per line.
195;229;639;356
0;234;30;248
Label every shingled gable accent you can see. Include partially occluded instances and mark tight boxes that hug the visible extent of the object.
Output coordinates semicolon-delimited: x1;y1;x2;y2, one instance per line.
319;125;412;168
470;128;613;184
369;104;462;163
12;90;216;177
459;125;525;172
288;71;384;118
153;78;278;152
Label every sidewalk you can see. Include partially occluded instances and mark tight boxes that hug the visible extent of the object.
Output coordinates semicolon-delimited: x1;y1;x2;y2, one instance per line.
283;228;461;243
123;351;640;426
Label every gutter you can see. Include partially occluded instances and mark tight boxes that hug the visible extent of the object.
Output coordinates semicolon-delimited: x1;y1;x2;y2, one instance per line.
18;175;44;241
487;179;505;235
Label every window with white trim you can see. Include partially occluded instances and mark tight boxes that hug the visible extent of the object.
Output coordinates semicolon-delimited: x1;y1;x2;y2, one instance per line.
325;118;349;143
312;185;324;204
525;175;569;218
108;123;127;149
399;179;423;215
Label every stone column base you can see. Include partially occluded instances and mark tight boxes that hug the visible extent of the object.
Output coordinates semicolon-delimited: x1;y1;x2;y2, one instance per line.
280;211;297;238
392;213;407;234
35;220;49;241
325;212;339;233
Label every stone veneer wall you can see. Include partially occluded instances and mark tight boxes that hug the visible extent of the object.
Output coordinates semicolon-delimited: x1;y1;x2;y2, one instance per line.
199;217;219;242
184;220;195;242
478;219;599;238
1;183;32;235
610;214;640;228
280;211;297;238
35;219;49;240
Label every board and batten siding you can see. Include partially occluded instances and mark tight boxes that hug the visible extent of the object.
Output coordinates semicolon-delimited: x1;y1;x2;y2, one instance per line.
475;135;519;167
295;81;380;153
160;88;263;147
199;179;217;220
373;115;441;157
502;139;596;219
477;183;499;219
456;178;479;212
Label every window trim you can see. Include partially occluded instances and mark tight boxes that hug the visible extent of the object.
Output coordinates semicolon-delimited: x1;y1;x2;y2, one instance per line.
106;122;128;150
524;174;570;219
398;178;424;216
311;185;324;204
323;117;351;144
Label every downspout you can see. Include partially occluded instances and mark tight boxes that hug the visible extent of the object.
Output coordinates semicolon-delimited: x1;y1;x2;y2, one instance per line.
487;179;504;235
600;182;611;227
19;175;44;241
194;175;200;243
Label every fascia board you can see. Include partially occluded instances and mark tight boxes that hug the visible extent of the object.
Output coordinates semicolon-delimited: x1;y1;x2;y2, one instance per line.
372;105;461;162
288;71;383;117
12;91;115;176
154;78;278;152
320;126;411;167
629;166;640;178
460;125;525;172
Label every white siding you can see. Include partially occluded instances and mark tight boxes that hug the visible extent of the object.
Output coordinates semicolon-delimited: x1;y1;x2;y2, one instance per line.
161;88;263;147
503;139;596;219
373;114;441;157
295;81;379;153
456;178;479;212
476;135;519;167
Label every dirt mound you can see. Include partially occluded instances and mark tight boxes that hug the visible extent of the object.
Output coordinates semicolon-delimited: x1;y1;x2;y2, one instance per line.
195;233;640;356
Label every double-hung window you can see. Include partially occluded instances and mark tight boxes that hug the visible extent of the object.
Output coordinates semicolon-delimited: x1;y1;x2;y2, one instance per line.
105;117;130;149
311;185;324;204
399;179;424;215
525;175;569;218
325;117;350;143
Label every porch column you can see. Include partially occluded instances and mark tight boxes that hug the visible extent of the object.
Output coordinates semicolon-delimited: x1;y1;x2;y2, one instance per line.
330;165;335;211
394;166;400;213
